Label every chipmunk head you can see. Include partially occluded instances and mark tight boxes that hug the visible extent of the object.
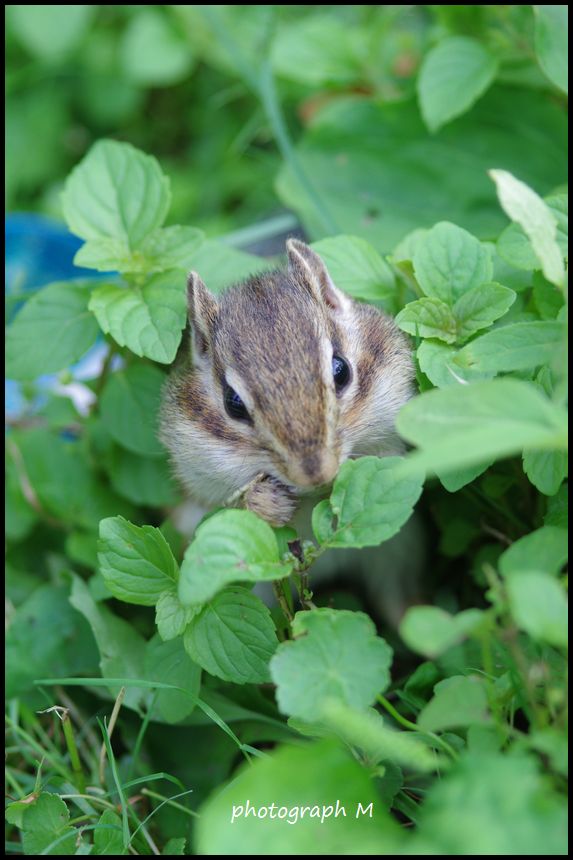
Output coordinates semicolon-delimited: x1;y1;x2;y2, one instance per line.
160;239;413;515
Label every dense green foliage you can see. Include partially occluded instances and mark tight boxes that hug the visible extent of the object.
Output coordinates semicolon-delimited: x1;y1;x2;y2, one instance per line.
5;5;568;856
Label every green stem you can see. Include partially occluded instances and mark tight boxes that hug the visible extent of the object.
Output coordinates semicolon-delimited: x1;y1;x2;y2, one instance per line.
377;694;460;761
62;713;85;794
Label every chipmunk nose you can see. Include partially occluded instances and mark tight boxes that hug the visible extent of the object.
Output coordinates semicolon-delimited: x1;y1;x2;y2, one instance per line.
289;450;339;488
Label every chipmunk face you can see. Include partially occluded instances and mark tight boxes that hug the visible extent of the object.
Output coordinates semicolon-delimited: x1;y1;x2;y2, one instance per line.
160;239;413;521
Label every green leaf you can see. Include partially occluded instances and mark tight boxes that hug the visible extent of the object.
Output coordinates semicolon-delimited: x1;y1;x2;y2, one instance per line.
400;606;485;659
162;838;186;855
100;364;165;457
195;740;402;855
416;340;493;389
418;675;489;732
413;222;493;304
396;298;457;343
62;139;170;249
145;634;201;723
93;810;124;855
545;484;568;529
506;571;568;648
270;608;393;722
523;447;568;496
455;320;566;374
88;273;186;363
121;9;194;86
184;587;278;685
310;235;395;301
311;457;423;549
534;5;568;93
533;271;566;321
489;170;565;289
7;5;93;61
186;239;272;293
499;525;568;578
436;461;493;493
21;792;76;855
6;281;99;381
411;753;567;855
179;510;293;607
497;192;568;272
98;516;178;606
418;37;498;132
453;282;516;341
156;590;199;642
140;225;204;271
271;16;363;87
106;447;180;508
396;378;567;477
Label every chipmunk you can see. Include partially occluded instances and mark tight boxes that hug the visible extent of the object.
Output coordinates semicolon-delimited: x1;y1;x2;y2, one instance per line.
159;239;414;528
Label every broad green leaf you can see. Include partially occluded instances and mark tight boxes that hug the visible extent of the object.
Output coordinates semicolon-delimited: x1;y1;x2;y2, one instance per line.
413;222;492;304
63;139;170;249
400;606;485;658
455;320;566;374
121;9;194;86
179;510;293;606
270;608;392;721
534;5;568;93
418;37;498;132
489;170;565;288
100;364;165;457
416;340;493;389
533;271;566;321
195;740;402;855
523;447;568;496
69;575;148;710
310;235;395;301
93;810;124;855
6;281;99;381
396;298;457;343
145;634;201;723
497;192;568;272
418;675;489;732
5;452;37;542
311;457;423;548
7;5;93;61
544;484;568;528
453;282;516;340
506;571;568;648
499;526;568;578
140;225;204;270
98;516;178;606
436;461;493;492
162;838;186;856
396;378;567;477
156;589;199;641
88;272;186;363
411;753;568;855
272;16;363;87
21;792;76;855
184;587;278;684
106;447;180;508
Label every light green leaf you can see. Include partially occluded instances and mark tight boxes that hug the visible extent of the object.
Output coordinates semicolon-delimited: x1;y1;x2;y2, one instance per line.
453;282;516;341
534;5;568;93
272;16;363;87
145;634;201;723
106;447;180;508
489;169;565;288
497;192;568;272
195;740;401;856
312;457;423;549
179;510;293;607
74;237;132;273
100;364;165;457
62;139;170;249
533;271;566;321
506;571;568;648
455;320;566;374
418;675;489;732
436;461;493;492
270;608;393;721
418;37;498;132
416;340;493;389
21;791;76;855
184;587;278;684
93;810;124;856
400;606;485;658
396;378;567;477
162;838;186;856
6;281;99;381
499;525;568;578
396;298;457;343
310;234;395;301
186;239;272;293
8;5;93;61
140;225;204;270
121;9;194;86
413;222;493;304
74;226;204;275
98;516;179;606
523;447;568;496
88;272;186;363
155;589;199;642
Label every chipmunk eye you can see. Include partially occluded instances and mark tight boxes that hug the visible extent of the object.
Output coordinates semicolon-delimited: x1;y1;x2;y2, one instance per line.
224;383;250;421
332;354;351;393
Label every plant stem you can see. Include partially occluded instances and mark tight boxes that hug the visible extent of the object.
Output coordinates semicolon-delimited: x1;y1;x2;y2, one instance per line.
62;712;85;794
377;694;460;761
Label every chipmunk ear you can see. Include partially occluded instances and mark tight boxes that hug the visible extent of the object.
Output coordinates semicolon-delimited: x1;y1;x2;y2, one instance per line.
187;272;218;362
286;238;350;312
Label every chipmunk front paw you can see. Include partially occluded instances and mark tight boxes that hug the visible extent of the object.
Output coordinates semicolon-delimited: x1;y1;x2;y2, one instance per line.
243;475;297;526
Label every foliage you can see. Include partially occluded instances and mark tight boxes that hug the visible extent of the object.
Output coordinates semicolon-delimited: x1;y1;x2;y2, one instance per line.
5;4;568;857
